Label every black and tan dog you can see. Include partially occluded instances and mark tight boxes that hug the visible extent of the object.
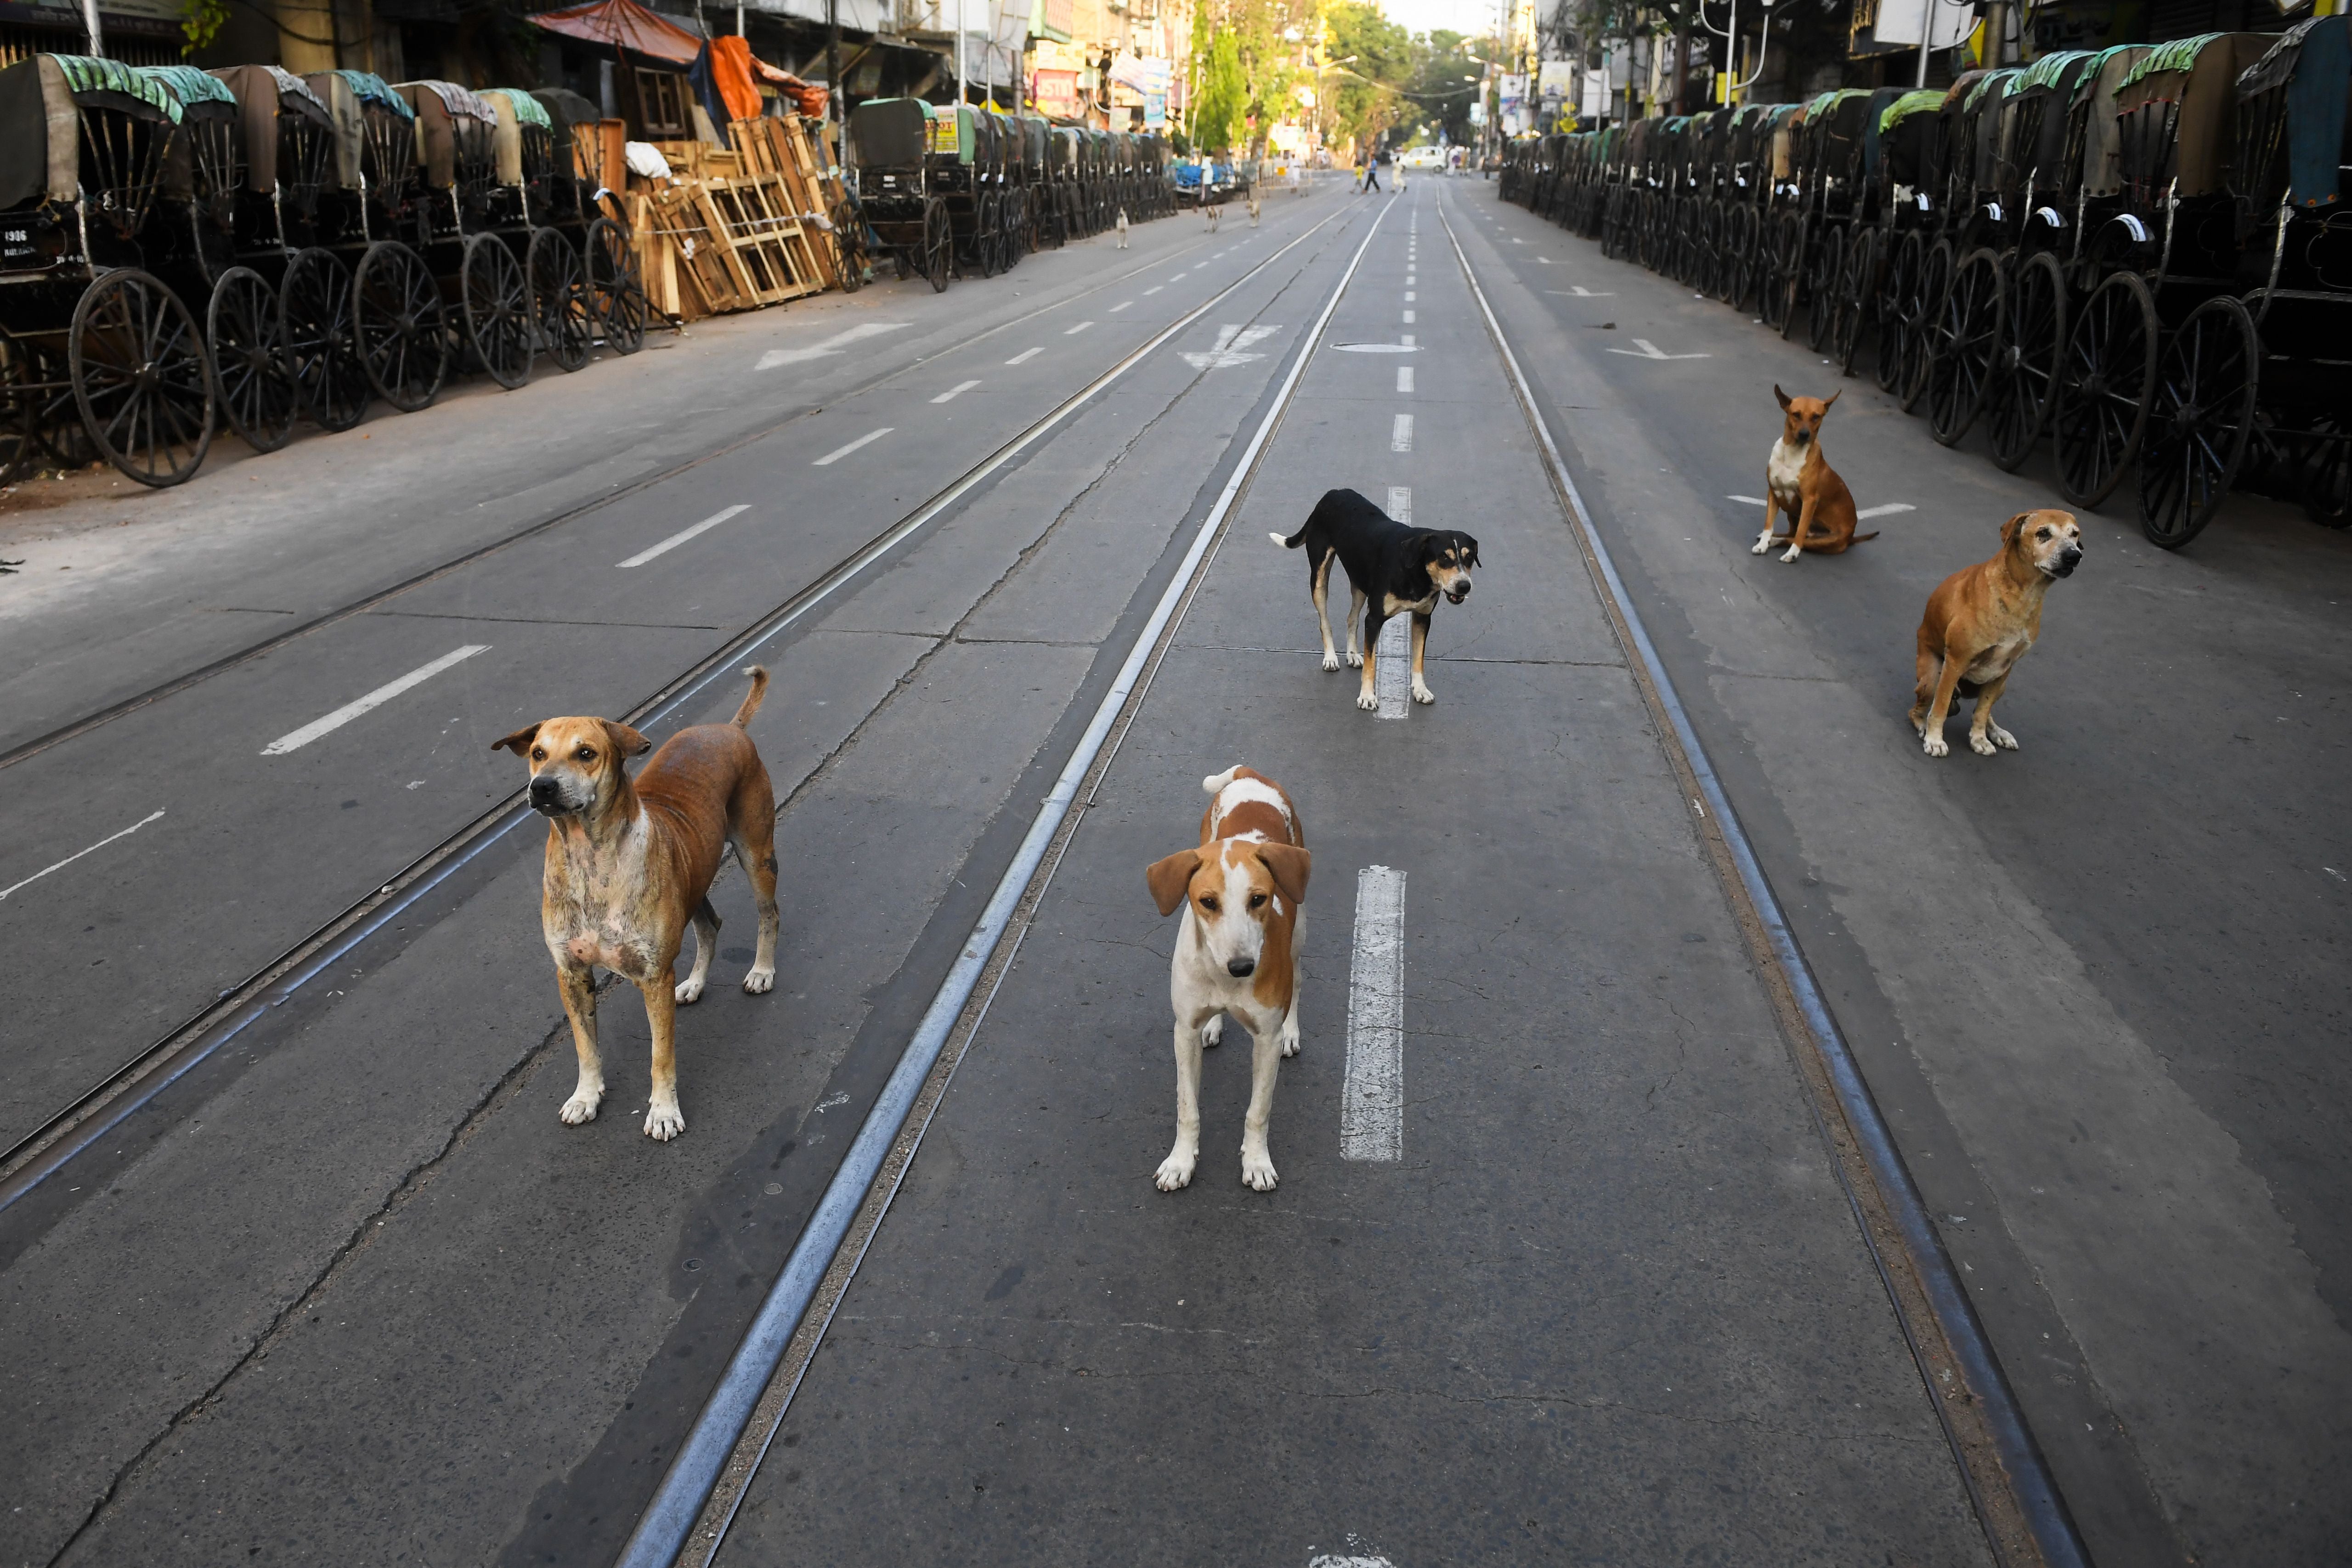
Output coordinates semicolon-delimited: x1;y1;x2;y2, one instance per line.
1272;487;1479;711
493;668;779;1140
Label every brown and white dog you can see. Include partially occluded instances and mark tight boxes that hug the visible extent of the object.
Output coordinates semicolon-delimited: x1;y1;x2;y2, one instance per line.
1754;386;1878;563
1910;510;2083;757
492;668;780;1140
1144;766;1310;1193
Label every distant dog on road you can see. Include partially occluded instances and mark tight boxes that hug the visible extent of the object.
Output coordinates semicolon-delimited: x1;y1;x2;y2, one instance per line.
1910;511;2082;757
1205;199;1221;232
1145;766;1311;1192
1272;487;1479;710
1115;207;1130;248
1754;385;1876;563
493;668;779;1140
1247;190;1262;226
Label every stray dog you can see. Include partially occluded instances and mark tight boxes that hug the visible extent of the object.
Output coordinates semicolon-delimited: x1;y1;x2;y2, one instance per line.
1753;385;1877;563
1115;207;1130;247
1146;766;1310;1192
493;668;779;1140
1272;487;1479;710
1205;199;1221;232
1910;510;2082;757
1247;191;1261;226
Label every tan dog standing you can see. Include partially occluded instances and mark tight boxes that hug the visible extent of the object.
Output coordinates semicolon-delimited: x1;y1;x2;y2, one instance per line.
493;668;780;1140
1145;766;1311;1193
1755;386;1878;563
1911;510;2083;757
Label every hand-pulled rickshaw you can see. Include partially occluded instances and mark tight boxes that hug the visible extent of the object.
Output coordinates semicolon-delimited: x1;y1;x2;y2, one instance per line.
393;79;537;388
848;97;951;293
530;86;652;350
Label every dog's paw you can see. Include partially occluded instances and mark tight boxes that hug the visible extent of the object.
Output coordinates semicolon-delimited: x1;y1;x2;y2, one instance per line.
742;965;775;995
560;1087;603;1126
1200;1015;1224;1048
1410;681;1435;705
1241;1149;1279;1191
1280;1025;1300;1058
1922;730;1950;758
1969;729;1999;756
1987;723;2019;751
1344;650;1364;668
1780;545;1802;563
1355;690;1380;711
673;975;705;1005
644;1100;686;1141
1750;537;1771;555
1321;651;1340;672
1154;1150;1197;1191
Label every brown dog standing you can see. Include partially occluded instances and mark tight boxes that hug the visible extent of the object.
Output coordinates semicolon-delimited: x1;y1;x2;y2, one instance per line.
1754;386;1877;563
493;668;780;1140
1911;511;2083;757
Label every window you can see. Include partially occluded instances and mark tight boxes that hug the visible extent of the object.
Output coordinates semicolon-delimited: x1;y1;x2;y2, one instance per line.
637;69;690;137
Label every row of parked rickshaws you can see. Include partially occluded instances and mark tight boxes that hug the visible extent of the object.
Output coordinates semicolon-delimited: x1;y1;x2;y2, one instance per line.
1501;18;2351;549
845;98;1174;292
0;54;651;488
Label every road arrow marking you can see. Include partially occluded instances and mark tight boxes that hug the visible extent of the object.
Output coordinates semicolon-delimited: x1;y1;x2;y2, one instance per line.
1606;338;1710;360
1181;323;1281;368
755;321;908;369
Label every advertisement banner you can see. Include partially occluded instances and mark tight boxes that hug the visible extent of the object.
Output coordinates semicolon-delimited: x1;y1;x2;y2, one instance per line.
1032;68;1078;117
1109;54;1172;96
1144;92;1166;128
1581;67;1608;119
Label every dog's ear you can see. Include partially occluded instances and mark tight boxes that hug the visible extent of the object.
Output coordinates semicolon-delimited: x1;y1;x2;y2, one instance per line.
600;720;653;759
2000;512;2030;549
1255;843;1311;907
1456;532;1482;568
1146;849;1202;917
1774;383;1792;411
491;722;540;756
1820;389;1840;412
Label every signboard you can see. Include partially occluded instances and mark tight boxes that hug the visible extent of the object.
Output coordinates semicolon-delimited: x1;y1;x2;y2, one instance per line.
1869;0;1975;50
1144;92;1165;128
1581;67;1608;119
1109;54;1171;96
1033;68;1078;118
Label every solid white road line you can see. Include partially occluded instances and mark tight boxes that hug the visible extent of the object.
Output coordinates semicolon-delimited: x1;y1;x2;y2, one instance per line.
930;379;982;403
0;809;165;902
813;428;892;465
1391;413;1413;453
1005;347;1043;364
1728;494;1768;505
1858;502;1917;520
261;645;489;756
616;504;750;568
1374;617;1409;718
1064;320;1096;334
1341;865;1408;1160
1396;366;1414;393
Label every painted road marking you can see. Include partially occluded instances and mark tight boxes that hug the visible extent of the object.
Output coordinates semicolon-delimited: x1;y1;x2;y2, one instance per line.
1063;320;1096;335
755;321;908;370
1005;347;1043;364
930;379;982;403
1549;285;1613;297
0;810;165;902
1403;333;1415;347
813;428;893;465
1143;285;1164;295
1109;300;1133;312
1386;484;1412;523
261;645;489;756
1181;323;1281;369
1341;865;1407;1159
1332;342;1417;353
1374;614;1410;718
1606;338;1710;360
1396;366;1414;393
1391;413;1413;452
1402;309;1415;324
1405;290;1416;301
1729;494;1915;521
616;504;750;568
1535;255;1553;263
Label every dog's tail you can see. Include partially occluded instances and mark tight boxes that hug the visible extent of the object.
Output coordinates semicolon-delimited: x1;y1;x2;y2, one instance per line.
1852;530;1881;544
731;666;769;727
1268;526;1306;549
1201;765;1242;795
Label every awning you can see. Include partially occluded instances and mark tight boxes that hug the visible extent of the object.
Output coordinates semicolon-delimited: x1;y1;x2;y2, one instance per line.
530;0;704;67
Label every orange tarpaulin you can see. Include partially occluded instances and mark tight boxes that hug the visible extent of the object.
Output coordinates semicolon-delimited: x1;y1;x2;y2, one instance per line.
529;0;702;66
709;35;762;124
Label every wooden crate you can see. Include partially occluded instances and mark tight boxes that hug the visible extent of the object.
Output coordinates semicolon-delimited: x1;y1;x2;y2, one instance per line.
695;175;823;306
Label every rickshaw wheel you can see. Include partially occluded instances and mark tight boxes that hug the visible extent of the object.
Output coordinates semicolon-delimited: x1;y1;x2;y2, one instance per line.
1986;251;2066;472
2299;417;2351;527
1807;226;1845;353
281;249;370;434
2052;272;2159;509
830;200;867;293
354;241;447;412
460;236;533;390
923;199;952;294
975;195;1001;279
69;269;215;488
1903;239;1956;414
1927;249;2003;447
1835;228;1877;377
206;267;297;453
0;334;42;484
1874;231;1921;393
527;229;592;374
586;219;649;357
2136;294;2259;550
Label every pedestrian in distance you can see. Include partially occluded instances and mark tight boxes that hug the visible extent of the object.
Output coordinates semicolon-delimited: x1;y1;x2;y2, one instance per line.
1362;157;1381;194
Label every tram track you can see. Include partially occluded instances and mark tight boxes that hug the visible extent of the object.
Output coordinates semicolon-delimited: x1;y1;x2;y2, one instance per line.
0;198;1362;1217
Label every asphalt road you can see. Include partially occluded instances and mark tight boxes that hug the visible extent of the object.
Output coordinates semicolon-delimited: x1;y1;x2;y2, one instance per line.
0;171;2342;1568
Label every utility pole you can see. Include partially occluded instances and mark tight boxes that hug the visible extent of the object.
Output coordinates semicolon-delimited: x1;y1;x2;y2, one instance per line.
80;0;103;56
1671;0;1693;113
957;0;967;104
829;0;843;128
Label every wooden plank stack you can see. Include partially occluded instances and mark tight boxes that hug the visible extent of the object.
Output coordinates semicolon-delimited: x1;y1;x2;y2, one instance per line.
623;115;851;323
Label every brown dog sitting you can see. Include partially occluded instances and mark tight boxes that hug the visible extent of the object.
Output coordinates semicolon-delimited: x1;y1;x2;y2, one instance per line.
1911;511;2083;757
1754;386;1878;563
493;668;780;1140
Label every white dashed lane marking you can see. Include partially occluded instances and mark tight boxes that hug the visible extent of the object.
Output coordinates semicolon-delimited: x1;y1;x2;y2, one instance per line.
1341;865;1408;1159
261;645;490;756
930;379;982;403
1005;347;1043;364
1063;320;1096;335
1109;300;1133;312
813;428;893;465
616;504;750;568
1387;484;1412;523
1391;413;1413;453
1396;366;1413;393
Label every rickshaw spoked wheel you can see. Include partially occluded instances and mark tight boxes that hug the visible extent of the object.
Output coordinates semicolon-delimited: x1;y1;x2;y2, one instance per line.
1835;228;1877;377
976;195;1001;279
2298;417;2351;528
206;266;297;453
586;218;649;357
353;241;447;412
2137;294;2259;550
1875;230;1921;394
69;268;215;488
0;334;38;485
460;235;533;389
923;199;952;294
1903;239;1957;414
2051;271;2158;509
526;228;591;374
829;200;866;293
281;249;369;433
1986;250;2065;471
1927;248;2003;447
1807;226;1845;354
